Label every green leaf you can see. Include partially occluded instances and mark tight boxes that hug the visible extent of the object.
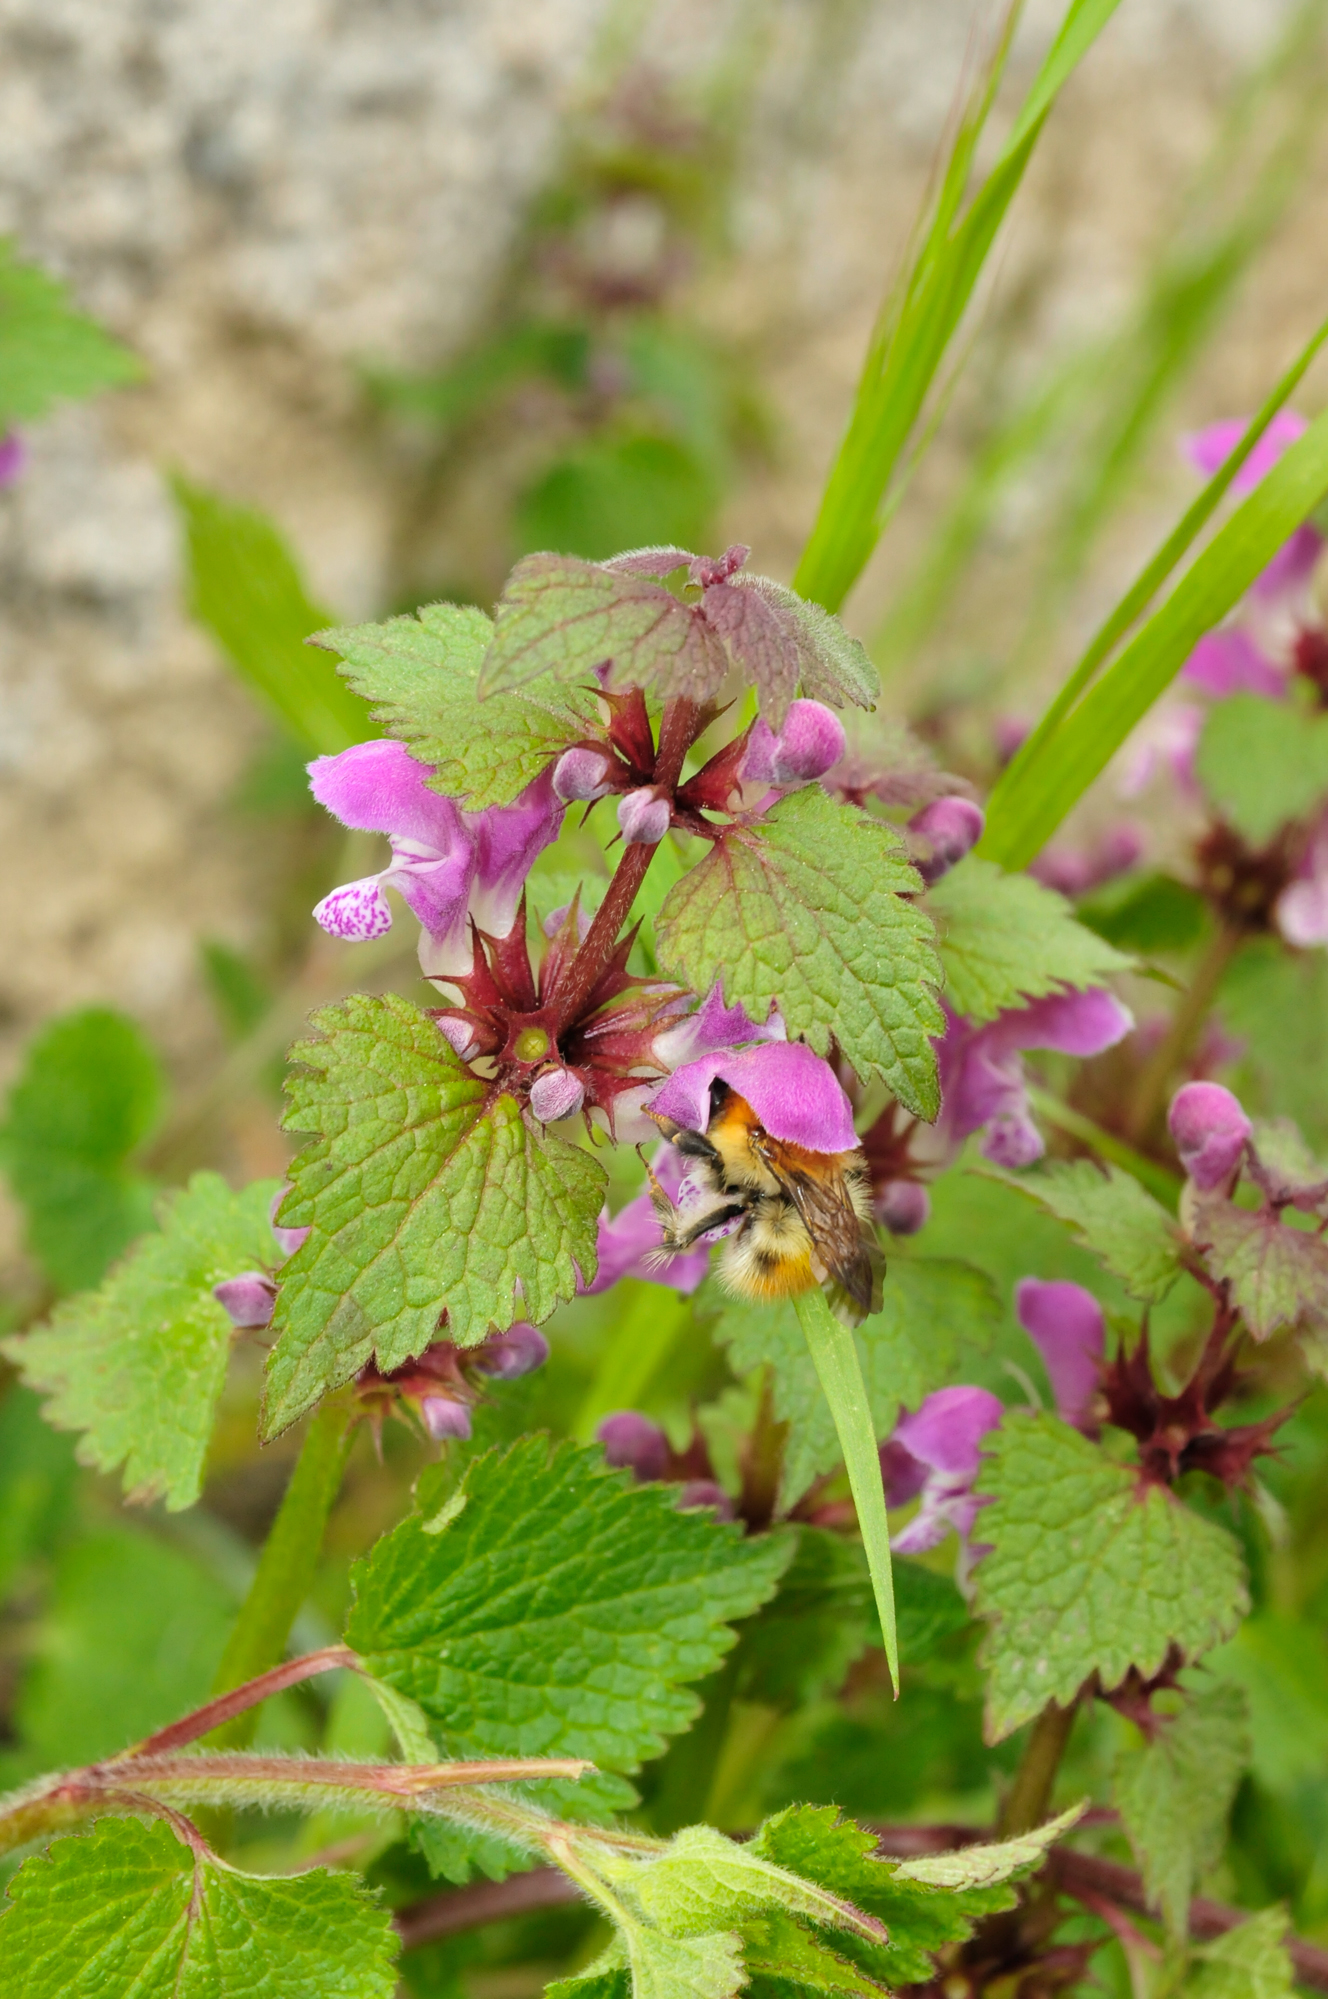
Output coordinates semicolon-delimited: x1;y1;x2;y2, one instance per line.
345;1436;790;1780
314;601;599;808
266;994;605;1436
0;239;141;424
2;1174;281;1511
0;1006;165;1294
481;552;726;702
750;1806;1014;1990
927;858;1132;1025
974;1413;1249;1740
12;1526;233;1769
656;786;943;1112
0;1388;76;1608
1191;1194;1328;1339
741;1909;885;1995
981;398;1328;869
792;1;1121;613
0;1817;397;1998
1219;939;1328;1152
982;1159;1183;1303
1186;1909;1294;1999
173;476;377;757
1194;694;1328;847
1247;1118;1328;1206
1077;873;1210;957
599;1824;885;1944
710;1258;998;1508
623;1927;745;1999
1114;1678;1250;1936
892;1803;1086;1890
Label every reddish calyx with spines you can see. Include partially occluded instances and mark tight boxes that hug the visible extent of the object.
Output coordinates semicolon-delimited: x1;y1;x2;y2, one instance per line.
1100;1320;1288;1490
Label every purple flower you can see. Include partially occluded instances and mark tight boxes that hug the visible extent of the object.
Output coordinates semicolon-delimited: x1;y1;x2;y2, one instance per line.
677;1479;735;1518
471;1322;550;1378
213;1272;277;1329
269;1188;310;1262
1168;1080;1251;1190
1276;811;1328;947
607;985;785;1147
553;747;612;803
618;786;671;846
1180;415;1323;696
742;700;847;789
308;740;563;978
0;431;26;487
874;1179;930;1236
529;1067;586;1124
885;1386;1004;1554
583;1145;711;1295
1014;1278;1103;1429
420;1396;472;1441
937;989;1133;1169
1028;824;1144;898
597;1411;670;1481
646;1039;858;1155
908;798;985;886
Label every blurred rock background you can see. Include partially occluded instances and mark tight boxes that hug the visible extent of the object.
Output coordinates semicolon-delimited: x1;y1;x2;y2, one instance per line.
0;0;1322;1234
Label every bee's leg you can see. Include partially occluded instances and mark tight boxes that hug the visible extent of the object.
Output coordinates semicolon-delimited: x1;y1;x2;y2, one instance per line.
658;1200;748;1254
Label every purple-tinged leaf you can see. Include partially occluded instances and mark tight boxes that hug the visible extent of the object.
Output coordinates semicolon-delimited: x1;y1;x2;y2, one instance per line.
1191;1195;1328;1340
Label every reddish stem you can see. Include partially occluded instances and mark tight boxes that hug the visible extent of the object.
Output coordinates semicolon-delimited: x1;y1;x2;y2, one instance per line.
553;697;700;1031
114;1644;357;1761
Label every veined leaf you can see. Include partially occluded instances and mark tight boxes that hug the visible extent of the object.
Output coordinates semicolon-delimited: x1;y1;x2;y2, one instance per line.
655;785;943;1113
1188;1908;1295;1999
981;1159;1183;1303
0;1818;396;1998
1191;1193;1328;1340
1195;694;1328;847
974;1413;1248;1740
927;858;1132;1025
173;476;377;757
2;1174;281;1511
1114;1678;1249;1936
266;994;605;1435
314;601;600;808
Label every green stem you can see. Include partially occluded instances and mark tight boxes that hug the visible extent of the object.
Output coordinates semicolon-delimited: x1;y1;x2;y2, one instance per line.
999;1698;1077;1836
1124;922;1242;1145
1023;1087;1182;1211
793;1287;898;1693
207;1392;357;1748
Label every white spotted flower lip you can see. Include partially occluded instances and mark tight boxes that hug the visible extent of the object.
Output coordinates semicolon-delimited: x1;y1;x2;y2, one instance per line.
308;739;563;978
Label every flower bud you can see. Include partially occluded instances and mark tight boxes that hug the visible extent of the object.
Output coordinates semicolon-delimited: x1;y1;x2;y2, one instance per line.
543;901;594;942
677;1479;734;1518
553;747;612;803
472;1322;550;1378
268;1189;310;1261
618;786;671;846
434;1014;480;1062
908;796;985;885
1168;1081;1251;1190
873;1179;930;1236
597;1411;670;1482
420;1395;472;1441
1014;1278;1103;1429
213;1273;277;1329
768;700;846;785
530;1067;585;1124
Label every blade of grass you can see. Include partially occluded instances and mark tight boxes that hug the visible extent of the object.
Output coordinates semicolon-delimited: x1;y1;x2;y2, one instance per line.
794;1285;898;1694
793;0;1121;613
981;380;1328;868
173;475;378;757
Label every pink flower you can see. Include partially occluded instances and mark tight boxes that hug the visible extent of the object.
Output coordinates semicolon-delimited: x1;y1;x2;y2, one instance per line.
884;1386;1004;1554
1014;1278;1103;1429
1168;1080;1251;1190
908;797;985;886
605;985;785;1147
1028;825;1144;898
1180;415;1324;697
582;1145;712;1296
937;989;1133;1169
646;1039;858;1155
741;700;847;789
308;740;563;978
213;1273;277;1329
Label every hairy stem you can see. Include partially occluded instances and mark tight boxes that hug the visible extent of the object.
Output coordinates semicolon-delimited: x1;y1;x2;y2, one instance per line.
1125;922;1242;1145
207;1391;357;1748
553;696;700;1030
999;1698;1077;1837
794;1286;898;1693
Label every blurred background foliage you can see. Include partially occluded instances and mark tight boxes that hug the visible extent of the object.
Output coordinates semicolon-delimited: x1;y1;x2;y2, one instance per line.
4;2;1328;1993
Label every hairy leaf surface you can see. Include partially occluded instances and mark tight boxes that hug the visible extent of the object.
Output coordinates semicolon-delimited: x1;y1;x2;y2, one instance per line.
1187;1909;1294;1999
657;786;943;1112
481;553;726;702
974;1414;1248;1739
1114;1679;1249;1935
0;1818;397;1998
1191;1194;1328;1339
985;1159;1183;1303
2;1174;280;1510
316;601;599;808
267;995;604;1435
927;858;1132;1025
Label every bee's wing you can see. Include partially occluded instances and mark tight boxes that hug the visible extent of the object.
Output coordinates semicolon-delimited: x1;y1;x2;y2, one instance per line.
773;1162;883;1319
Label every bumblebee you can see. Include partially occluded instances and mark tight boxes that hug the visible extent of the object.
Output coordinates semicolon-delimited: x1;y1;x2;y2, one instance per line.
647;1079;883;1320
